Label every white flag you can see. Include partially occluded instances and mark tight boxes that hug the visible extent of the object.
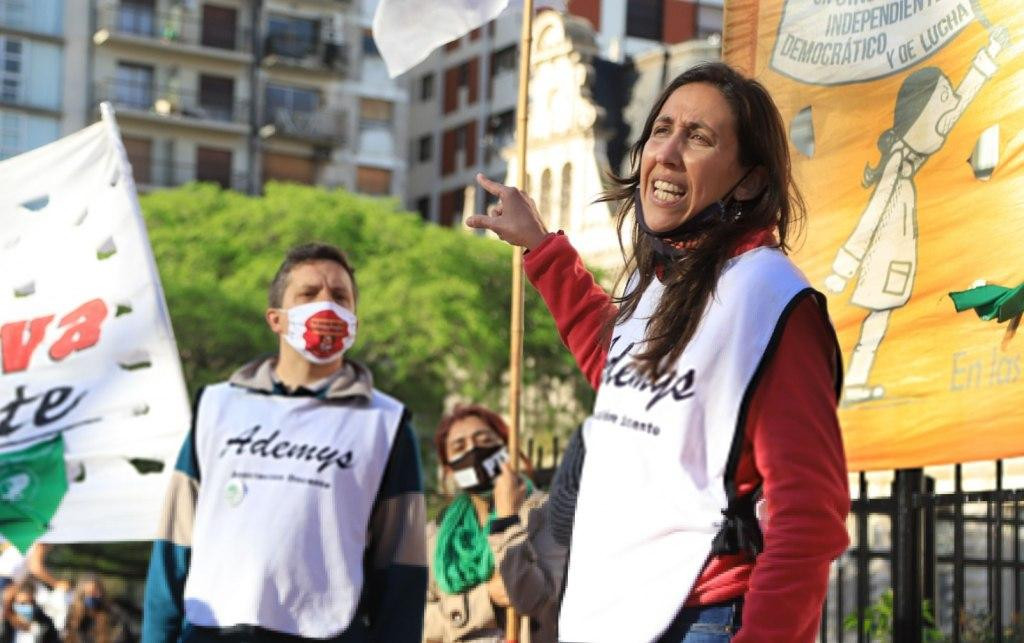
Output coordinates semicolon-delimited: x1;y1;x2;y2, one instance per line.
0;104;190;543
373;0;564;78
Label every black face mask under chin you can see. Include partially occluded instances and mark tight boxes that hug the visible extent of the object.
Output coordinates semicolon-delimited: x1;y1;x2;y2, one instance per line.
448;445;508;494
634;168;756;262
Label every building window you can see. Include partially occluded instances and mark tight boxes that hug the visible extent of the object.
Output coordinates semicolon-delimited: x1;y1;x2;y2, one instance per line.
418;135;432;163
560;162;572;229
122;135;153;185
626;0;663;40
458;62;469;88
196;146;233;189
485;109;514;163
491;45;516;76
439;187;465;226
415;196;431;221
0;111;24;159
0;37;23;104
362;29;380;57
199;74;235;122
266;14;318;58
118;0;156;37
356;166;392;195
263;151;316;185
420;73;434;101
201;4;238;50
360;98;392;123
697;4;724;38
0;0;29;31
264;83;318;121
539;168;552;223
114;62;154;110
359;99;394;157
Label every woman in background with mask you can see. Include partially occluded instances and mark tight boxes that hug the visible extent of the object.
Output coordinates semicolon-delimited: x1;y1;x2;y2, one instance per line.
423;405;564;643
0;579;59;643
64;575;131;643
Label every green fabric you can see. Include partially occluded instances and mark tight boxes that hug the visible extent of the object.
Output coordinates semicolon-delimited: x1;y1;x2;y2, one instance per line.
0;435;68;554
434;493;496;595
949;283;1024;323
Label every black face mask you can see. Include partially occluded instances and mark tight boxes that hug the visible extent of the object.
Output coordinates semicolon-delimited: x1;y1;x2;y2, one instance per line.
448;445;508;494
634;167;757;263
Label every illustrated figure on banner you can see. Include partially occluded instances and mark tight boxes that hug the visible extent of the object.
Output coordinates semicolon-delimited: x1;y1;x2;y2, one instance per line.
824;25;1009;404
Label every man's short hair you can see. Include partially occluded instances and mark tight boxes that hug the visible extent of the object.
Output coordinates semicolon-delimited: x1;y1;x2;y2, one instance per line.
268;243;357;308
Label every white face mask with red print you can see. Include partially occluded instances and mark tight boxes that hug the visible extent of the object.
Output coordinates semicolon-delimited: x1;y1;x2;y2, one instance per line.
281;301;357;364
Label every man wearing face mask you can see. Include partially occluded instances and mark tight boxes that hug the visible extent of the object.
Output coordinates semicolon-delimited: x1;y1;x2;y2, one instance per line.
143;243;427;643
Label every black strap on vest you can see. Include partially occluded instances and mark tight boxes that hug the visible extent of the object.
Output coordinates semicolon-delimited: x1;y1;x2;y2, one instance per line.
710;288;833;560
709;483;764;558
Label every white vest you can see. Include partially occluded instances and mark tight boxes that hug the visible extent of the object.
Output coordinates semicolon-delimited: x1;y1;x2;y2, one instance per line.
559;248;814;643
183;382;404;638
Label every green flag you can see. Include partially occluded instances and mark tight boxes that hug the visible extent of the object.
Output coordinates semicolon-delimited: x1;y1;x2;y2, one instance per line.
0;436;68;553
949;283;1024;322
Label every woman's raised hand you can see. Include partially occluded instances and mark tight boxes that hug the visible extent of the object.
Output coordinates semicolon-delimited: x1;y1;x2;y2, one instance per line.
465;173;550;250
493;461;527;518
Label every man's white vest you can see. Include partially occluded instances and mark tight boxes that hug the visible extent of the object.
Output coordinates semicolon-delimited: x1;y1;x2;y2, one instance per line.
558;247;816;643
183;383;404;638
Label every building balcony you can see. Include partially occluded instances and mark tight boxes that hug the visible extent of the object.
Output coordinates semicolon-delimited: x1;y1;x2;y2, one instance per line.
261;107;346;147
262;34;348;76
132;160;249;192
96;80;250;134
93;3;251;62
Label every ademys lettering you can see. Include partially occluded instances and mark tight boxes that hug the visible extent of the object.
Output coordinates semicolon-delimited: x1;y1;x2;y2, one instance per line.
220;426;354;473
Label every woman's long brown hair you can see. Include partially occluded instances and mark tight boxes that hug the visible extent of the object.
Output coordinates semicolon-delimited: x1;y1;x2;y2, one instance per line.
601;62;805;381
65;575;115;643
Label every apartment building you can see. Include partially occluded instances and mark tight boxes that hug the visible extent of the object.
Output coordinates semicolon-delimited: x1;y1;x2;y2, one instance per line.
83;0;404;196
92;0;254;190
0;0;90;159
404;0;724;227
258;0;406;196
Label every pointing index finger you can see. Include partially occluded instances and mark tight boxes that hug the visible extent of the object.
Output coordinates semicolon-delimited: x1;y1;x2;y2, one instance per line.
476;173;508;197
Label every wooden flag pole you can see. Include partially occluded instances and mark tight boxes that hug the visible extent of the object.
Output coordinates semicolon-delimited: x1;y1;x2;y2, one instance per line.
506;0;534;641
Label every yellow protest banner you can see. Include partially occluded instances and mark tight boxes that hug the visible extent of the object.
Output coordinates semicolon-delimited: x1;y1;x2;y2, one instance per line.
724;0;1024;471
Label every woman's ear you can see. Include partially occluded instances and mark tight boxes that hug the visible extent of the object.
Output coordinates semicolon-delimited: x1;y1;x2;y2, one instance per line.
735;166;768;201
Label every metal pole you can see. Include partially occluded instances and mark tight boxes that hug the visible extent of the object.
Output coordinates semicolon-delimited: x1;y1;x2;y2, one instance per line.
857;473;869;643
924;476;937;620
506;1;534;641
953;464;964;643
248;0;263;194
995;460;1004;642
892;468;925;642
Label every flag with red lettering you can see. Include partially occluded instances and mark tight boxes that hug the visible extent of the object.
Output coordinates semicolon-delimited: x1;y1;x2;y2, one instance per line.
0;104;190;546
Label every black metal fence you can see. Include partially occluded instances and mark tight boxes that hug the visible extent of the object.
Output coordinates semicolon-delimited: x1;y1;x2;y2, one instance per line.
823;463;1024;642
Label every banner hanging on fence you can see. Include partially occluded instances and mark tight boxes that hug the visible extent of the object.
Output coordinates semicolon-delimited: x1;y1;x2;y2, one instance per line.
724;0;1024;470
0;106;190;548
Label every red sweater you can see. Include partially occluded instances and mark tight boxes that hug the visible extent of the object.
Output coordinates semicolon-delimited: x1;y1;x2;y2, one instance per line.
523;232;850;643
